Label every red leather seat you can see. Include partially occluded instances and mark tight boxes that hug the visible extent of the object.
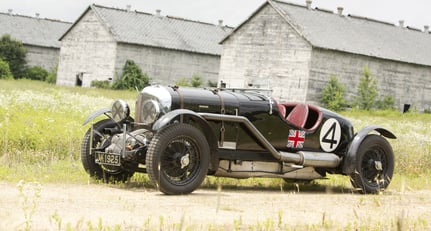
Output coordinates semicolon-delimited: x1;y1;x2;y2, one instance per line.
278;103;286;119
278;102;323;131
286;103;309;128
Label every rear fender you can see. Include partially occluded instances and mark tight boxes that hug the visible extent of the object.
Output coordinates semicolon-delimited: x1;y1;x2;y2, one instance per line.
83;108;111;126
342;125;396;174
152;109;219;172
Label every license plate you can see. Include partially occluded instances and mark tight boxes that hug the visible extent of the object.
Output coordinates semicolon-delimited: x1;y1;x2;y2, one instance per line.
95;152;121;166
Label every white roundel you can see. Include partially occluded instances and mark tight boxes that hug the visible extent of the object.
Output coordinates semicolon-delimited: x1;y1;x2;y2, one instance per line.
319;118;341;152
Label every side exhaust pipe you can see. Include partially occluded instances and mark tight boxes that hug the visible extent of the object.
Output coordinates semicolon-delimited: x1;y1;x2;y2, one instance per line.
199;113;341;168
279;151;340;168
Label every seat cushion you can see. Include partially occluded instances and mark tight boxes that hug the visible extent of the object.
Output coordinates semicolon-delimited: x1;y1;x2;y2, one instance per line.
286;103;309;128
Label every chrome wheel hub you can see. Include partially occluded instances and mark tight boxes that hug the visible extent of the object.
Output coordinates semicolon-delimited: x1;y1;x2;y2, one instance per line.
180;154;190;169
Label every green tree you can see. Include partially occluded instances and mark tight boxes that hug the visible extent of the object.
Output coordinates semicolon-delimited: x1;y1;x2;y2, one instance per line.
112;60;150;90
354;66;378;110
0;59;13;79
0;34;27;78
320;75;347;111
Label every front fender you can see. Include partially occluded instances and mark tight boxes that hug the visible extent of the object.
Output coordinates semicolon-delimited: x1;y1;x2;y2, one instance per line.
342;125;396;174
82;108;111;125
152;109;219;172
152;109;199;131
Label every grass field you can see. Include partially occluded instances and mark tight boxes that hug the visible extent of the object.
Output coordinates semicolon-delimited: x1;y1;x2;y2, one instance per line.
1;79;431;230
0;79;430;187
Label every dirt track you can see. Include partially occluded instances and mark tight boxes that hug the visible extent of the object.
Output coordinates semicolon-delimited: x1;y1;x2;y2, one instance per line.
1;181;430;230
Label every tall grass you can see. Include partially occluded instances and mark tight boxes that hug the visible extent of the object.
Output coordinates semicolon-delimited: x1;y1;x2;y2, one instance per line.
0;79;135;182
342;110;431;176
0;79;430;187
1;79;431;230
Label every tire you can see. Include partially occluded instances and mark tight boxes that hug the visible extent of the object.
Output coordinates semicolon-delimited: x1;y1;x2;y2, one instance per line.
81;119;134;183
146;123;210;195
349;134;394;194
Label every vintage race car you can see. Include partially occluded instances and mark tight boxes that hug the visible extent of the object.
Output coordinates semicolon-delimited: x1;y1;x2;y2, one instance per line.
81;85;396;195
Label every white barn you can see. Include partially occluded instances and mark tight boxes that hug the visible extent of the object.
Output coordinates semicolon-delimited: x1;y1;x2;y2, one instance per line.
56;4;232;87
0;11;71;71
219;0;431;111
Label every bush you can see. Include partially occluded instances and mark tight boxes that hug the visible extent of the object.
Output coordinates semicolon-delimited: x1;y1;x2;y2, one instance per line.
91;80;111;89
175;77;190;87
376;95;395;110
112;60;150;91
354;66;378;110
0;34;27;78
208;80;218;88
25;66;48;81
0;59;13;79
190;74;202;87
320;75;347;111
175;74;203;87
45;65;57;84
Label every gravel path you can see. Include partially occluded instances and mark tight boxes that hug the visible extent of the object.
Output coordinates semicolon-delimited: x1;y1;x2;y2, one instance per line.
1;181;430;230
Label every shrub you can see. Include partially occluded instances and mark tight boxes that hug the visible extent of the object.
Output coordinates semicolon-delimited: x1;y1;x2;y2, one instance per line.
0;34;27;78
320;75;347;111
91;80;111;89
175;77;190;87
376;95;395;110
112;60;150;91
25;66;48;81
0;59;13;79
45;65;57;84
208;80;218;88
190;74;202;87
354;66;378;110
175;74;203;87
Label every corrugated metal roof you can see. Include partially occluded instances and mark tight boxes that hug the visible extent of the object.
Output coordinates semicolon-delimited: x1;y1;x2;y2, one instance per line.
0;12;71;48
90;5;232;55
222;0;431;67
270;0;431;66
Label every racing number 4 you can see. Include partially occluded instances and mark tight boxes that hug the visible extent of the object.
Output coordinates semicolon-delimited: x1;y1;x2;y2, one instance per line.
319;118;341;152
322;122;338;148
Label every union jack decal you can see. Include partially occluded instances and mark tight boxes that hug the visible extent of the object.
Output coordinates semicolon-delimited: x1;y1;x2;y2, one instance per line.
287;130;305;149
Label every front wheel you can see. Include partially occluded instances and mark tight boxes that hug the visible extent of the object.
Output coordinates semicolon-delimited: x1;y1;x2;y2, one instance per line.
146;123;210;195
81;119;134;183
350;134;394;194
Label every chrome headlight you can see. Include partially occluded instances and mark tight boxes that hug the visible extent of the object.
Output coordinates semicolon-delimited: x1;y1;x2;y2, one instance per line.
111;99;130;122
140;100;160;125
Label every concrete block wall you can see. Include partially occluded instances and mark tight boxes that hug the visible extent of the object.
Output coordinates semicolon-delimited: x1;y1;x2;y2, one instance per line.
25;45;59;71
115;43;221;87
56;10;117;87
219;5;312;103
308;48;431;111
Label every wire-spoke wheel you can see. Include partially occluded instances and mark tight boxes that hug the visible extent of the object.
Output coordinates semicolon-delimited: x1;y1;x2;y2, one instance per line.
81;119;134;183
350;134;394;194
146;123;210;195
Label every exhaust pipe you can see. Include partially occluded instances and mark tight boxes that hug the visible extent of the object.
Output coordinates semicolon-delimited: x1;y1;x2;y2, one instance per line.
199;113;341;168
279;151;340;168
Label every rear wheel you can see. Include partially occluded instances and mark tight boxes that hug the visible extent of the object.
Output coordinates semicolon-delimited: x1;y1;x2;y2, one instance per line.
81;119;134;183
146;124;210;195
350;134;394;194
